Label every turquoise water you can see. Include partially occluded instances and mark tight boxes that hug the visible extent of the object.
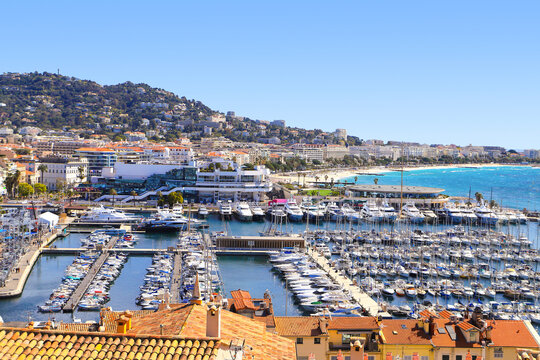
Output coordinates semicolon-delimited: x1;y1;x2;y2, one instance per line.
343;166;540;211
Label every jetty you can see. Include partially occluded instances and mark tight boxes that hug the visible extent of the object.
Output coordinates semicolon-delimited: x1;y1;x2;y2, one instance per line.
41;247;273;256
0;217;74;298
169;252;182;303
61;234;121;312
307;247;379;316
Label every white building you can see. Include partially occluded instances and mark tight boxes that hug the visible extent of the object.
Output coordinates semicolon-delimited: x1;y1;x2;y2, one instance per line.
334;128;347;140
39;157;88;190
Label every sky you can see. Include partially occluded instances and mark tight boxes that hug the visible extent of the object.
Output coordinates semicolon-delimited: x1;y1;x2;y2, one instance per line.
1;1;539;149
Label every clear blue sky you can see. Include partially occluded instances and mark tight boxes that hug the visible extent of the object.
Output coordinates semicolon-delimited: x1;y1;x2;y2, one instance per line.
1;1;539;149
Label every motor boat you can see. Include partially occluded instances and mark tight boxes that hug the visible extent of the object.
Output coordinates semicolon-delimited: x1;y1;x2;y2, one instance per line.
442;204;464;224
474;204;499;226
285;200;304;222
79;206;141;223
360;200;384;222
233;202;253;221
380;201;397;223
251;205;265;221
218;200;233;219
198;205;209;219
137;209;203;232
401;202;425;224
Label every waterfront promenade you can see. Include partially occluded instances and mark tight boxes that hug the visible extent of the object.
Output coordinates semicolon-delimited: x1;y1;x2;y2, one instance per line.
0;217;75;298
307;247;379;316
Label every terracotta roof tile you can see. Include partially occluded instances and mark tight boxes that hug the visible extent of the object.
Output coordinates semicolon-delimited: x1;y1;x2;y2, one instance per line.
380;319;432;345
0;327;220;360
328;317;379;330
274;316;324;337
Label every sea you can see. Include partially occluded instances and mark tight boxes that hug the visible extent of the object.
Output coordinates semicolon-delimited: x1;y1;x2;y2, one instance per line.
343;165;540;211
0;166;538;324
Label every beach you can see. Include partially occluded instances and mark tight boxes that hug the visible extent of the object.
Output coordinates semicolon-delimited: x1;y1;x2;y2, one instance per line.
270;163;519;184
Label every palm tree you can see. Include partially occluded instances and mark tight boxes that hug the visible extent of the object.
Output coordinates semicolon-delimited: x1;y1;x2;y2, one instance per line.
77;166;86;183
131;190;138;207
4;170;21;199
38;164;48;185
314;175;320;186
374;178;379;185
354;176;358;184
109;189;118;206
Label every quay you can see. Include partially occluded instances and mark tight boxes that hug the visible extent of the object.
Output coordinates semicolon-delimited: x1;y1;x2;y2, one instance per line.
41;247;274;256
169;252;182;303
61;235;121;312
307;247;379;316
0;217;75;298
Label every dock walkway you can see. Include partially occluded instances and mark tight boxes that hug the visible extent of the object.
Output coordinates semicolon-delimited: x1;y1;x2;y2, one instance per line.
62;235;120;312
0;218;74;298
307;248;379;316
169;252;182;303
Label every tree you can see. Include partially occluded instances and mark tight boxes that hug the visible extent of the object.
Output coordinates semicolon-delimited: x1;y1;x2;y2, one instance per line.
131;190;138;206
4;170;21;198
38;164;48;184
374;178;379;185
167;191;184;207
33;183;47;198
77;166;86;183
18;183;34;198
109;188;118;205
475;192;483;203
354;176;358;184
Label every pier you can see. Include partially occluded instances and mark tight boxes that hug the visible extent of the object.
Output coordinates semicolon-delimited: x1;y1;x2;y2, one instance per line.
61;235;120;312
307;247;379;316
169;252;182;303
41;247;274;256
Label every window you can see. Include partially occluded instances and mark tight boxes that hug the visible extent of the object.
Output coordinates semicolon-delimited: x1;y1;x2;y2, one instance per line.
456;355;463;360
494;349;504;358
421;357;429;360
368;356;375;360
472;356;477;360
404;356;412;360
314;338;320;344
443;355;450;360
296;338;303;344
342;334;351;344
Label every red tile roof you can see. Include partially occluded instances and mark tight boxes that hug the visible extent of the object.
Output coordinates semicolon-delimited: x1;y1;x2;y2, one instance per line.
380;320;432;345
274;317;326;337
230;289;257;311
328;317;379;331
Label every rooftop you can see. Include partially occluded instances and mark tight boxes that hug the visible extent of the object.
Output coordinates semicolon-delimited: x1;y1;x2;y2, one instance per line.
348;184;445;194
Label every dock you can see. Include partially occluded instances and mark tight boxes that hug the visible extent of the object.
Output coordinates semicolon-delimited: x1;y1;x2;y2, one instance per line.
61;235;120;312
169;252;182;303
307;248;379;316
41;247;273;256
0;217;75;298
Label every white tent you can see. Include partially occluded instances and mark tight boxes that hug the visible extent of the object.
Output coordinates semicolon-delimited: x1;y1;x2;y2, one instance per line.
38;212;59;229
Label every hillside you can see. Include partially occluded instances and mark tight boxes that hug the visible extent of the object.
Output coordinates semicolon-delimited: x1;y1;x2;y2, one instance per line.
0;72;361;145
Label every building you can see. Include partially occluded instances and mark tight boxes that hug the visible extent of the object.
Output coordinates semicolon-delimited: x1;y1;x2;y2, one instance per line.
75;147;117;176
524;149;540;159
39;156;88;190
324;145;349;159
334;128;347;140
274;316;381;360
293;144;325;162
271;120;286;127
346;184;447;209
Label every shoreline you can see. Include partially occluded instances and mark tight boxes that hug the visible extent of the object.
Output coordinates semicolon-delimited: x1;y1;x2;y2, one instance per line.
271;163;526;184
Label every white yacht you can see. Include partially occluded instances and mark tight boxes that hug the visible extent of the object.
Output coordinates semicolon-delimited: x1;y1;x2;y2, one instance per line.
80;206;141;223
360;200;384;222
380;201;397;223
250;205;265;221
474;204;499;226
401;202;425;224
218;200;233;219
233;202;253;221
442;204;463;224
341;203;361;222
285;200;304;222
458;205;478;224
197;205;209;219
138;209;203;231
301;201;325;222
325;202;341;221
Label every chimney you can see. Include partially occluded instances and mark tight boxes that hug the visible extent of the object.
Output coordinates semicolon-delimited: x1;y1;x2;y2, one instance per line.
116;311;132;334
190;273;202;305
319;317;328;334
350;339;364;360
206;305;221;338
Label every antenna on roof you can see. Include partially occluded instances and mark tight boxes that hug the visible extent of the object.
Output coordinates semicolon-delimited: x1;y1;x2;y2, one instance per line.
57;68;60;75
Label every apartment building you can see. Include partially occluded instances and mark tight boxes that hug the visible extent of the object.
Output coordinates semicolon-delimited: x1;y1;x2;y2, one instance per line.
39;156;88;190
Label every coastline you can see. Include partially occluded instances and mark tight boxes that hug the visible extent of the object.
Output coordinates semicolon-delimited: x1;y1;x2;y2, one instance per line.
270;163;525;185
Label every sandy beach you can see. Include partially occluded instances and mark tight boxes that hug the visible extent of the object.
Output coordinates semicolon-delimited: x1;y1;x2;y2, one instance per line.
270;163;516;185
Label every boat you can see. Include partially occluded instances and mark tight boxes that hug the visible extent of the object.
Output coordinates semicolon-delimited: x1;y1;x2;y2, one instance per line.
251;205;265;221
79;206;141;223
442;204;464;224
233;202;253;221
301;200;325;222
380;201;397;223
218;200;233;219
401;202;425;223
360;200;384;222
285;200;304;222
137;209;204;232
197;205;209;219
474;204;499;226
